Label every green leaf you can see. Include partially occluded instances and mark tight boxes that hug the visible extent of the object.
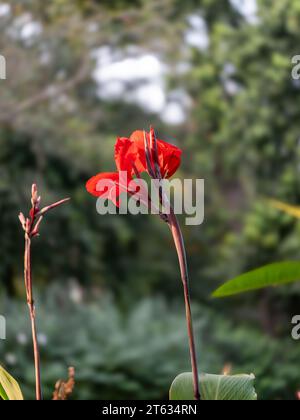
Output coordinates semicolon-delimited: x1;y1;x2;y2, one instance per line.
212;261;300;298
0;365;24;400
0;382;8;400
170;372;257;400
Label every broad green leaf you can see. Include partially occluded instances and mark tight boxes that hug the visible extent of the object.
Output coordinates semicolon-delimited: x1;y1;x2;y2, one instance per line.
170;372;257;400
0;381;8;400
0;365;24;400
212;261;300;298
270;199;300;219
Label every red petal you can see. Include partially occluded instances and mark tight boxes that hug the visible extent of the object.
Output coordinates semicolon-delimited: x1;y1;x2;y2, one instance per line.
116;133;146;174
157;140;182;178
130;130;182;178
115;137;132;172
86;172;127;205
130;130;147;149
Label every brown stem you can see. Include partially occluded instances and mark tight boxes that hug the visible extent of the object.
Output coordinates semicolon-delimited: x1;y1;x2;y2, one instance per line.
168;209;200;401
20;186;69;400
24;234;42;400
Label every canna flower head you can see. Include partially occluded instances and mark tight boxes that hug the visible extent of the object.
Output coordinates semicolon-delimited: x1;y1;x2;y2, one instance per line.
86;127;182;205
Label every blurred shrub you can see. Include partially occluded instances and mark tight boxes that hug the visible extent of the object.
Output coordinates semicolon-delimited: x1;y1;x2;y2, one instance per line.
0;285;299;400
0;285;193;400
202;314;300;401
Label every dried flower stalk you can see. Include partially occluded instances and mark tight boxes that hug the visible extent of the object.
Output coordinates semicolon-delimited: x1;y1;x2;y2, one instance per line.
19;184;70;400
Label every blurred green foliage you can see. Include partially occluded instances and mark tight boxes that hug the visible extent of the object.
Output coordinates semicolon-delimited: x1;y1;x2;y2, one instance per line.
1;0;300;400
0;286;193;400
0;285;299;400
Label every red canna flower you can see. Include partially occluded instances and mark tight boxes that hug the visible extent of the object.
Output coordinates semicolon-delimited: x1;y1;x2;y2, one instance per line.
86;127;182;205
